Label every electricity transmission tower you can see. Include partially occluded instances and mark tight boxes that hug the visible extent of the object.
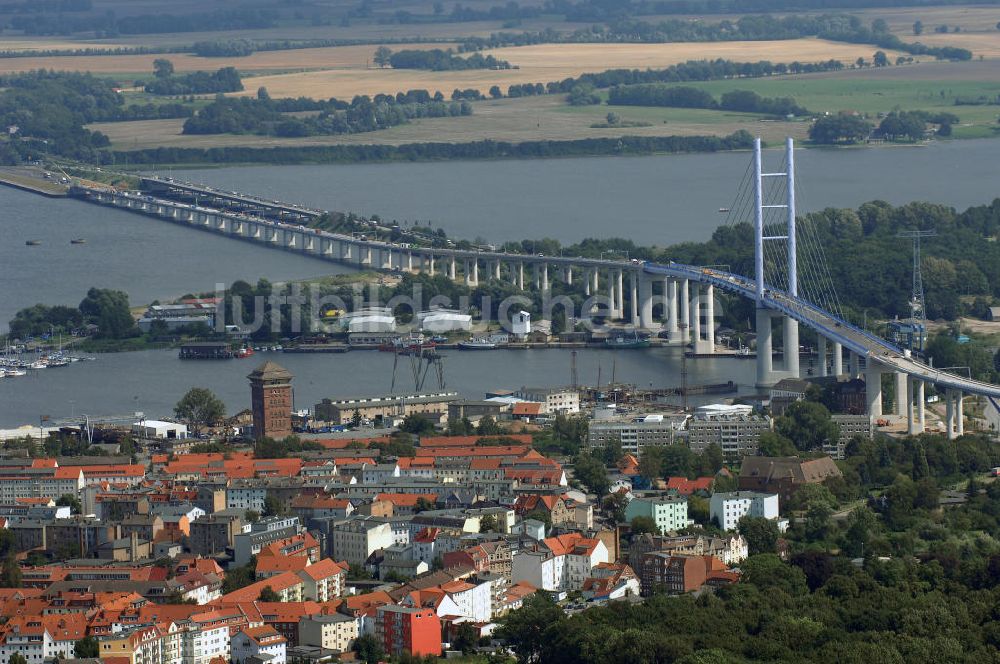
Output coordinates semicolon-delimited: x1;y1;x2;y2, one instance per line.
897;229;936;350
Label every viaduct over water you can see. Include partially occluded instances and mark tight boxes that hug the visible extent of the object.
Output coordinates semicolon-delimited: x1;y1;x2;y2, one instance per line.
74;138;1000;436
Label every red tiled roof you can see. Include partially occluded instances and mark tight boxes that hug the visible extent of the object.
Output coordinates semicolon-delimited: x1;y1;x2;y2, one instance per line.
418;434;533;447
376;493;437;507
512;403;543;416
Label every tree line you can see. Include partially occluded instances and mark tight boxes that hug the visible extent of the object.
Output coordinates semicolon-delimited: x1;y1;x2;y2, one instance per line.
114;131;754;166
607;84;809;116
182;93;472;137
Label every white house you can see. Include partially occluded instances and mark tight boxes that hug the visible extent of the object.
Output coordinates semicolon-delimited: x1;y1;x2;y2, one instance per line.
442;579;493;623
709;491;780;531
512;534;609;593
231;625;286;664
511;311;531;337
511;550;563;592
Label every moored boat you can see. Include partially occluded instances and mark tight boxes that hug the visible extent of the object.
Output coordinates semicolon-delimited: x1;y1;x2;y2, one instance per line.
458;338;498;350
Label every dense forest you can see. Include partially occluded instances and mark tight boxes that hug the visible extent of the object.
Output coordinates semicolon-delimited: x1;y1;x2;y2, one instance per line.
182;92;472;137
383;48;512;71
143;66;243;96
607;84;808;116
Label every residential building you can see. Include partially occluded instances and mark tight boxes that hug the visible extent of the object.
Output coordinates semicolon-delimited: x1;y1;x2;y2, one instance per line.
375;606;441;658
232;626;287;664
687;409;772;461
628;533;749;575
298;615;358;653
189;513;244;557
582;562;640;601
232;517;300;566
639;553;738;595
513;387;579;414
295;559;347;602
709;491;780;532
738;456;842;501
587;414;683;454
331;517;394;565
624;496;690;534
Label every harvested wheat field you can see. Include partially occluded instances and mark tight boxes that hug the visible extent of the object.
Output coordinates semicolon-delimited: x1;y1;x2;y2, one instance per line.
237;38;906;99
0;43;442;76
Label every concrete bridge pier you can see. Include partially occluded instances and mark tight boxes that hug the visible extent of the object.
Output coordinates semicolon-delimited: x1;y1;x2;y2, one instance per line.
493;260;502;280
895;373;908;417
816;336;828;377
917;381;926;432
692;287;702;349
706;285;715;351
464;260;472;286
944;389;965;439
607;270;617;319
564;266;573;285
849;352;861;379
755;308;779;387
472;259;480;285
866;363;883;417
591;269;599;295
541;263;549;292
630;272;639;326
615;270;625;318
666;279;681;344
584;268;592;295
363;246;373;266
448;258;457;281
692;284;715;354
680;279;690;344
518;263;525;290
640;276;654;330
341;242;352;261
426;255;435;275
831;342;843;376
783;317;799;377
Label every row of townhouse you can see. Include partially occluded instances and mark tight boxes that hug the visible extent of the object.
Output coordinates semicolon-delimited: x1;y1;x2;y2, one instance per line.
510;533;610;593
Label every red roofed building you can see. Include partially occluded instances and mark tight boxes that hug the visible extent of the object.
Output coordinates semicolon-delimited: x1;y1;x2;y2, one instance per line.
665;476;714;495
375;493;437;516
232;624;287;664
295;558;348;601
511;402;544;420
513;494;571;525
582;562;640;600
